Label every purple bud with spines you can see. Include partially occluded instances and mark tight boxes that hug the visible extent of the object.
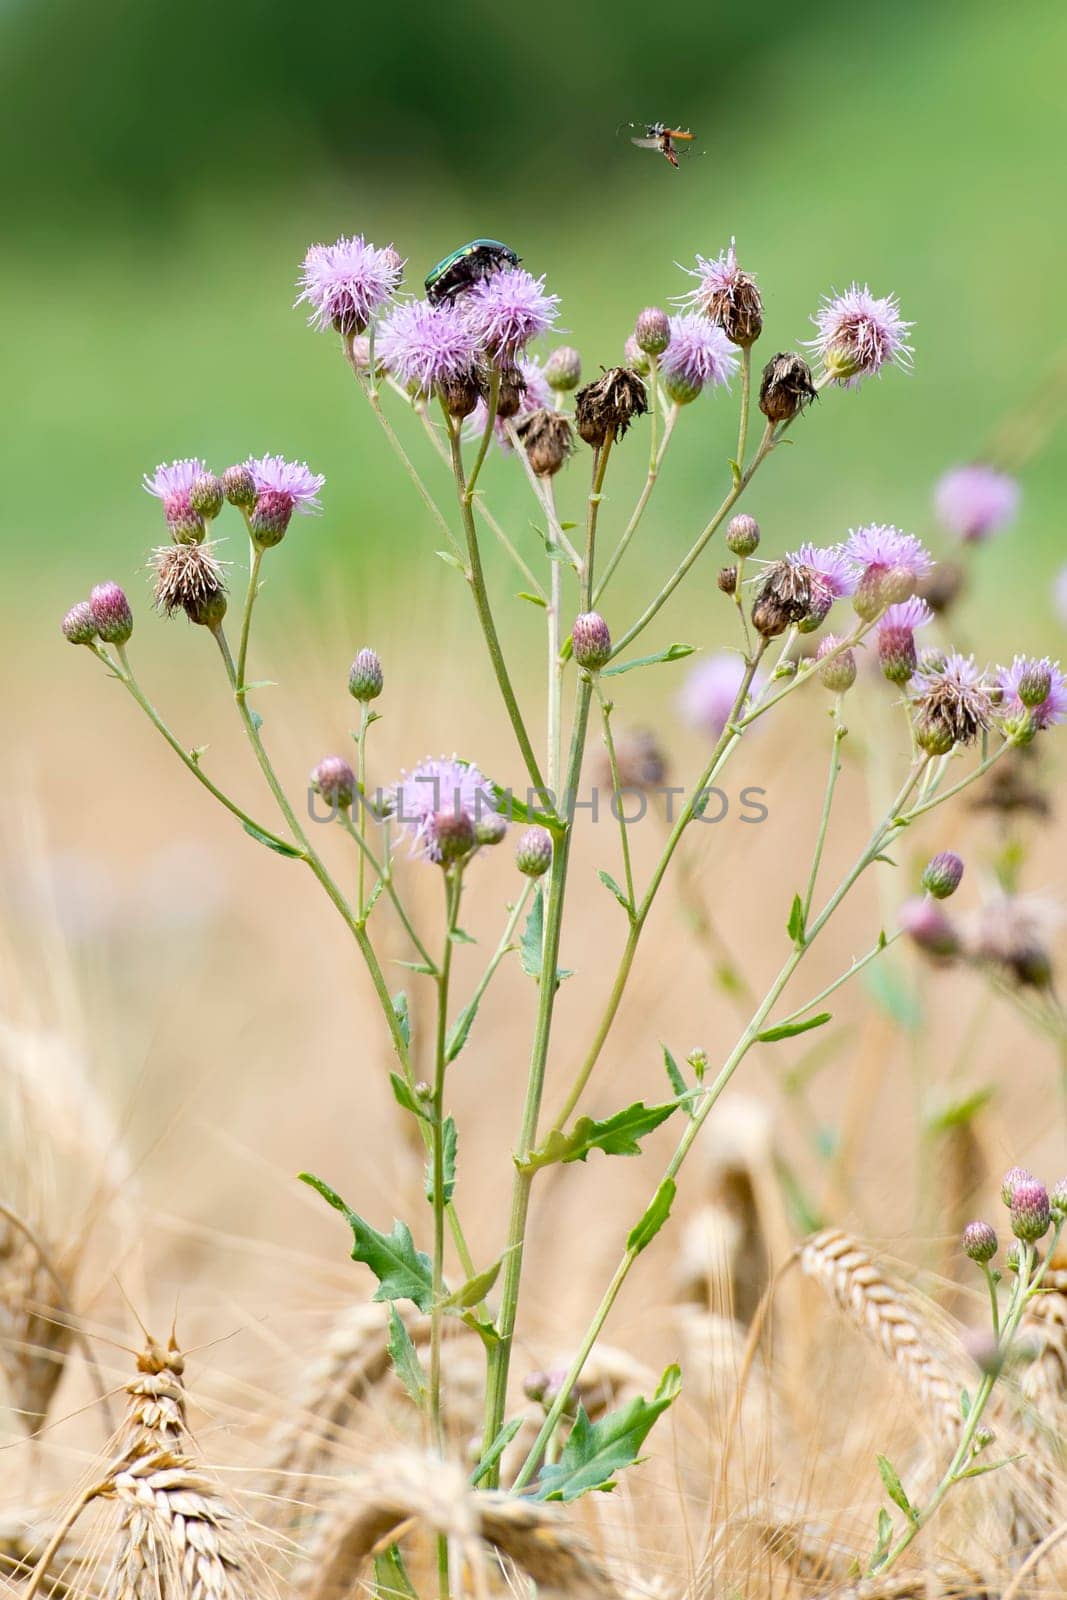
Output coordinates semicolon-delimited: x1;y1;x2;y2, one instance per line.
516;826;552;878
431;808;475;865
1010;1179;1051;1242
62;601;97;645
962;1221;998;1263
921;851;964;900
89;582;133;645
190;471;224;521
474;812;508;847
545;346;582;392
623;335;650;376
349;648;384;702
1001;1166;1035;1206
1006;1241;1023;1273
635;307;671;357
222;464;257;510
816;635;857;693
1017;660;1054;709
1049;1178;1067;1221
572;612;612;671
899;896;959;958
250;491;294;548
311;756;355;810
725;514;760;558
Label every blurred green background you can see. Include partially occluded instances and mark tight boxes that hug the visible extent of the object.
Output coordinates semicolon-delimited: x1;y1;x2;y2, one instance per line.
4;0;1066;661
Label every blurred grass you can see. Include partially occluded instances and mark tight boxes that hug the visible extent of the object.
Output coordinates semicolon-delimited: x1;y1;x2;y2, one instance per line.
3;0;1067;666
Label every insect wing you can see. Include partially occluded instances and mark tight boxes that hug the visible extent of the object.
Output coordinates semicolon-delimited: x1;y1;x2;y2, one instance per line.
630;135;664;150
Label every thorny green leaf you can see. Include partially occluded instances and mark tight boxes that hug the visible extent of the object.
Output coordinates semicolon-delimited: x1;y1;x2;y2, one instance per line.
299;1173;433;1311
424;1117;457;1206
533;1365;682;1502
387;1306;426;1408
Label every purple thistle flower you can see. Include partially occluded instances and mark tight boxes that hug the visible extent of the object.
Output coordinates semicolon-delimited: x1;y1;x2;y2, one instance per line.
808;283;913;385
678;241;763;346
461;268;560;360
877;597;933;684
660;314;739;402
1010;1179;1051;1242
392;756;497;865
935;463;1020;544
999;655;1067;730
246;454;324;515
788;542;856;598
879;597;934;634
679;652;759;740
144;458;210;538
847;524;933;581
1001;1165;1036;1205
376;298;482;398
296;235;404;335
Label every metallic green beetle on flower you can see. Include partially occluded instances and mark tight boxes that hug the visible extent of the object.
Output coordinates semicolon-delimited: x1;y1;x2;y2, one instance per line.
424;239;519;305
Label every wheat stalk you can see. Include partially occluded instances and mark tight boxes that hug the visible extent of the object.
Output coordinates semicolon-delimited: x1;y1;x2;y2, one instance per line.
799;1231;967;1446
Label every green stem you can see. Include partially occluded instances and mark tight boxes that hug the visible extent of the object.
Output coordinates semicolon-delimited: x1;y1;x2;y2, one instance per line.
430;868;462;1489
593;403;678;603
736;345;752;474
595;681;635;910
774;929;904;1029
235;541;263;697
448;883;534;1051
338;812;437;972
356;702;371;915
802;696;846;924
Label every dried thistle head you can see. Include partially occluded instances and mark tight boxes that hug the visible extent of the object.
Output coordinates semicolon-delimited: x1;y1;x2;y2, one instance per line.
152;541;228;627
515;407;574;476
575;366;648;447
751;558;813;638
759;351;817;423
911;652;996;754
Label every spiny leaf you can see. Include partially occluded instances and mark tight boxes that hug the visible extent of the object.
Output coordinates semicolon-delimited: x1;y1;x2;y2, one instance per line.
757;1011;832;1044
627;1178;676;1254
387;1306;426;1407
521;1100;680;1173
241;821;303;858
601;643;695;678
662;1044;690;1106
299;1173;433;1310
424;1117;457;1206
519;889;573;988
533;1365;682;1502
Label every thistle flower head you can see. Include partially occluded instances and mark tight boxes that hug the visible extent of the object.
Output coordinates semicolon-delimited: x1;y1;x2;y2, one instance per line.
467;356;554;444
89;582;133;645
999;655;1067;732
877;597;933;683
847;524;933;582
461;267;559;360
1001;1166;1036;1206
296;234;404;335
1010;1179;1051;1242
310;756;356;810
966;892;1060;989
808;283;913;385
152;541;228;627
634;307;671;356
679;652;755;739
679;242;763;346
911;652;996;753
247;455;324;514
623;335;650;375
222;463;257;509
759;352;817;423
1049;1178;1067;1221
789;542;856;598
143;458;209;542
961;1221;998;1263
515;826;552;878
898;896;959;959
572;612;612;671
659;314;739;403
62;600;97;645
726;514;760;557
516;408;574;476
575;367;648;447
816;635;857;693
474;811;508;847
545;345;582;391
349;647;384;702
935;463;1020;544
921;850;964;900
190;471;224;521
377;298;482;398
393;756;495;865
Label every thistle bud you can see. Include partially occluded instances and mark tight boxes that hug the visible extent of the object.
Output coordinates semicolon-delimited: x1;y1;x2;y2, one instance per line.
914;715;956;757
725;514;760;557
717;565;738;596
190;471;224;521
186;588;228;629
623;335;650;376
879;625;919;684
311;756;355;810
1018;660;1054;708
249;490;293;548
1049;1177;1067;1221
62;600;97;645
962;1220;998;1263
167;504;206;544
572;611;612;670
496;365;527;420
759;352;817;424
1010;1179;1051;1242
433;809;475;864
881;565;919;606
440;367;483;419
1006;1241;1023;1273
516;826;552;878
751;592;792;639
222;464;257;510
545;346;582;392
89;582;133;645
816;635;857;693
899;896;959;959
474;812;508;847
516;409;574;476
348;647;384;702
635;307;671;356
921;851;964;900
1001;1167;1035;1206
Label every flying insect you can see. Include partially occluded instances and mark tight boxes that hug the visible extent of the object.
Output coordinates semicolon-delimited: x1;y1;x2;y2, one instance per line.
424;239;520;304
626;123;696;169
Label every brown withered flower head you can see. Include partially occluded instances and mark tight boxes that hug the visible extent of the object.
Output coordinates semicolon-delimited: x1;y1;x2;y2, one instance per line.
439;364;484;419
575;367;649;448
911;652;997;754
495;364;528;420
681;244;763;347
759;352;817;424
516;408;574;476
964;892;1061;989
717;565;738;596
751;558;814;638
152;541;228;628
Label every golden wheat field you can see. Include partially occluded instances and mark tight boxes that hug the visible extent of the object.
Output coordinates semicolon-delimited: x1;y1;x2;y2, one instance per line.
3;523;1066;1600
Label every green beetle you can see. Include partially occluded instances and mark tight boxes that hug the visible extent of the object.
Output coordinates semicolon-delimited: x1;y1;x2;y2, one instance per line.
424;239;520;305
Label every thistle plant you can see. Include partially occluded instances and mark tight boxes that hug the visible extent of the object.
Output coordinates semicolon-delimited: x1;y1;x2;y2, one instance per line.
60;224;1066;1591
